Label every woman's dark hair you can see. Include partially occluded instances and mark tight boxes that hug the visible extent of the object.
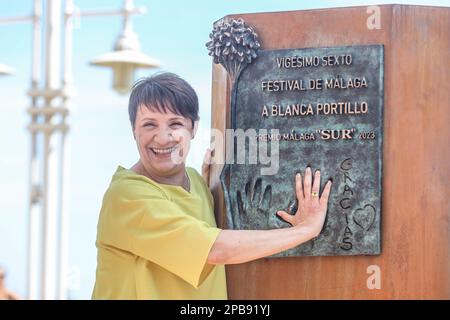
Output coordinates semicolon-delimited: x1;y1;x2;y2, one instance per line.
128;72;199;129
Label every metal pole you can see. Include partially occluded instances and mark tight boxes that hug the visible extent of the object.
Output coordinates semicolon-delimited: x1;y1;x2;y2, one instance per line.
41;0;61;299
123;0;134;34
0;15;34;25
27;0;42;301
63;0;73;90
55;0;74;300
78;7;146;18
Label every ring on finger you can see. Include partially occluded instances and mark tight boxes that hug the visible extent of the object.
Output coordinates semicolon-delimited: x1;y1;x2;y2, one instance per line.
311;191;319;198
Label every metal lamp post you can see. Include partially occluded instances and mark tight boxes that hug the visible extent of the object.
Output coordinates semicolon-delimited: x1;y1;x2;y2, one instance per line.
90;0;160;94
0;0;159;300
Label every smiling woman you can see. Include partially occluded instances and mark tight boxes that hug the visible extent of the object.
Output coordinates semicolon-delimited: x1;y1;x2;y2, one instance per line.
92;73;227;299
92;72;332;300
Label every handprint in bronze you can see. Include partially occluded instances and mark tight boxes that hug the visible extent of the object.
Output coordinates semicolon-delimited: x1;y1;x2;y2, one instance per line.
235;177;273;230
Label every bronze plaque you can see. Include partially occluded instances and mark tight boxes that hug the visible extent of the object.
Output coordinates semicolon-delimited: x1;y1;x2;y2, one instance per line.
221;44;384;256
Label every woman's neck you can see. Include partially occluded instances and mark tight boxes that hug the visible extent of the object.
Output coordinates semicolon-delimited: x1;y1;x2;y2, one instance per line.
131;161;189;191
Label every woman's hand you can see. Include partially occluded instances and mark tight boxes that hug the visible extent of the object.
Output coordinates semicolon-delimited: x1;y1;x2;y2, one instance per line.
208;168;332;265
201;148;212;186
276;167;332;238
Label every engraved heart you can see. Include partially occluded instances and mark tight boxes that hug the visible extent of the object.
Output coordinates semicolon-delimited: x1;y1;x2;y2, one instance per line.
353;204;376;231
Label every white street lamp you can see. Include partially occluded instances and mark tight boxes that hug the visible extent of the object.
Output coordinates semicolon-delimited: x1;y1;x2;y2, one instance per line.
90;50;160;95
0;64;14;75
0;0;159;300
90;0;160;94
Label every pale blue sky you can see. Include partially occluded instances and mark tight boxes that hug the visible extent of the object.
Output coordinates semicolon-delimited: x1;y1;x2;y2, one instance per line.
0;0;448;299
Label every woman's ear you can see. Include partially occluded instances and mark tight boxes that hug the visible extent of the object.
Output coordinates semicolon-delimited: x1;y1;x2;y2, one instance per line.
192;120;199;139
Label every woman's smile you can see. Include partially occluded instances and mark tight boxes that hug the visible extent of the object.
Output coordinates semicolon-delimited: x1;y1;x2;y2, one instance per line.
149;144;180;158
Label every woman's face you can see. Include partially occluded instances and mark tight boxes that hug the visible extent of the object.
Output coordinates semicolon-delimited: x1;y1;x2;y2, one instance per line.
133;104;196;178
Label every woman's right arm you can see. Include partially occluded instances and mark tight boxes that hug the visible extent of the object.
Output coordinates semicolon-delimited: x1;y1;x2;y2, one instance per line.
207;167;332;265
